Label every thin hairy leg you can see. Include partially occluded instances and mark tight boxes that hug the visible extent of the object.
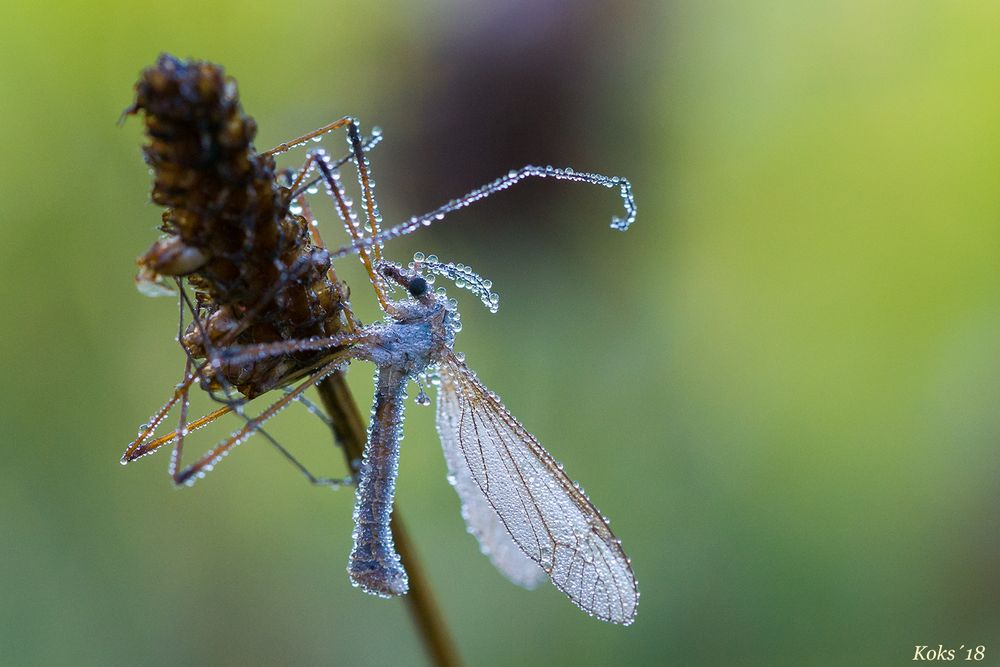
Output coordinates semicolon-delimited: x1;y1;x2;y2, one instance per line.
122;368;205;462
256;425;355;489
125;263;308;461
295;191;361;333
330;165;637;259
213;330;369;369
175;280;246;411
266;116;386;258
314;151;395;314
344;120;384;261
170;357;193;478
125;405;233;462
173;352;355;486
263;117;354;157
291;130;383;199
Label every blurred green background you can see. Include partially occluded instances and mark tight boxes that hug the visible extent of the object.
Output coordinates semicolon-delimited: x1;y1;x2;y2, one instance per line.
2;1;999;665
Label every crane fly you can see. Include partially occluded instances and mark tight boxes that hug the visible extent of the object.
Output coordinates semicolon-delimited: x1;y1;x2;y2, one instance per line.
122;54;639;625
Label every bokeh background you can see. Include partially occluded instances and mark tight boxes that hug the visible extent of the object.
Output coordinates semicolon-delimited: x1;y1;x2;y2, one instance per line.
2;1;999;665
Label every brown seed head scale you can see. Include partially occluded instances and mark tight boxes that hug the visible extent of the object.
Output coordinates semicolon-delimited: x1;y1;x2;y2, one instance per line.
125;54;350;398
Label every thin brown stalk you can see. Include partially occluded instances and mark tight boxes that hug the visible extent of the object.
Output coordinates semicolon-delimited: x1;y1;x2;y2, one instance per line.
317;372;462;667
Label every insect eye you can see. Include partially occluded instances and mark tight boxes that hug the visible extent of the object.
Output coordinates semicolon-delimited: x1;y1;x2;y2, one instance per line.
408;277;428;297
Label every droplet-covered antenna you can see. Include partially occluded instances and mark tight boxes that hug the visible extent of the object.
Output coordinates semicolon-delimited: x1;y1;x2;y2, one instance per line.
410;252;500;314
332;165;636;259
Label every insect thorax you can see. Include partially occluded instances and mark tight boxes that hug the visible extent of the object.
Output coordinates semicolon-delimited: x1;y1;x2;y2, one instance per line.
358;300;455;374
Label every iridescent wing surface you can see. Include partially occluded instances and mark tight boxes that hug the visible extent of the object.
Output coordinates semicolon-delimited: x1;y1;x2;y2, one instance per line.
436;353;639;624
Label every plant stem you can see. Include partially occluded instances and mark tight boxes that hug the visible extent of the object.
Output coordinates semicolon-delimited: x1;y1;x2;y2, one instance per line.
317;371;462;667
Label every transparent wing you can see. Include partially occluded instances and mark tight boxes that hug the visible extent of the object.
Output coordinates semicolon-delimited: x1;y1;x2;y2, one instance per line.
437;369;547;589
437;354;639;624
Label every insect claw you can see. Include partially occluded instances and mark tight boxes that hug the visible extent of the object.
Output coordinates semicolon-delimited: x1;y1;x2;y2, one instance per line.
122;444;151;463
174;467;197;486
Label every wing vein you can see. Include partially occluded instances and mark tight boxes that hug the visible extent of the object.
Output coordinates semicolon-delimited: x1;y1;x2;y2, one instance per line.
438;355;638;624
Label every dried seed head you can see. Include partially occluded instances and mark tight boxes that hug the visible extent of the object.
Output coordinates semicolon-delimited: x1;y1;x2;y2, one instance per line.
127;54;352;397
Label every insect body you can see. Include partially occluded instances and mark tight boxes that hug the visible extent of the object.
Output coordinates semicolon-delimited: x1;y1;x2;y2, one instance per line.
213;260;639;623
123;54;639;625
345;270;456;597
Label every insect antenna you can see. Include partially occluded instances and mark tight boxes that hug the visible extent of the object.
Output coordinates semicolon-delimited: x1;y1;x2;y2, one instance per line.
409;253;501;314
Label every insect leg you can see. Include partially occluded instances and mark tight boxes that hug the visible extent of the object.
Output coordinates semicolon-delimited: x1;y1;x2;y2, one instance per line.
270;117;385;256
211;330;369;370
291;130;384;200
314;151;397;315
287;152;320;203
170;357;193;478
262;117;354;157
129;384;355;487
344;120;384;261
330;166;637;260
175;257;342;403
122;368;205;462
295;190;361;333
263;116;391;308
129;286;366;467
172;352;355;486
256;425;354;490
123;404;233;462
163;290;197;473
174;279;247;411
